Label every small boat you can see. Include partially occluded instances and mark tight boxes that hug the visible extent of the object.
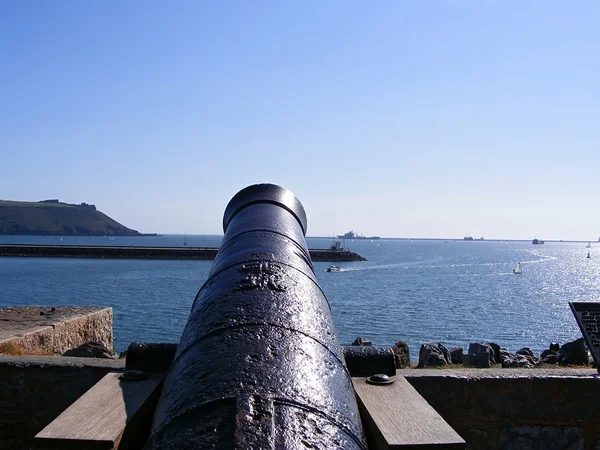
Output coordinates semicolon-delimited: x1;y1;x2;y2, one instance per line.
513;262;522;274
586;242;591;248
587;252;591;259
326;265;341;272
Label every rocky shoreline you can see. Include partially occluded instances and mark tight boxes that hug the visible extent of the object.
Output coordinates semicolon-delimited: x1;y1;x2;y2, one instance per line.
350;337;591;369
5;332;590;372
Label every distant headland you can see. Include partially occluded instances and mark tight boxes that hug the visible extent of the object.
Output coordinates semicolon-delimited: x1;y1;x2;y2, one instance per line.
0;199;156;236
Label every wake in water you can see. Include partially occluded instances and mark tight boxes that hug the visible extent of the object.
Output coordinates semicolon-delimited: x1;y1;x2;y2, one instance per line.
336;251;557;274
521;250;558;265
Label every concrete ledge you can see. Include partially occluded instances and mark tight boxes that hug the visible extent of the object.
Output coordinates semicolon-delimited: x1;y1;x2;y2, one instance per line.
0;306;113;354
0;354;125;370
400;367;598;379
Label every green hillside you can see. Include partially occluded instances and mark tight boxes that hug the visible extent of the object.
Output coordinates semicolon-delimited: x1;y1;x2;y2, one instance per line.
0;199;146;236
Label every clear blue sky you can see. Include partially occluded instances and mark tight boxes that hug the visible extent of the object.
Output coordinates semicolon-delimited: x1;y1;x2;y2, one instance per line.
2;1;598;240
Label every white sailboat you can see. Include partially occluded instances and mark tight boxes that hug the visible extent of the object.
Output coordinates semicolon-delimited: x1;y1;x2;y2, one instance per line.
513;262;522;275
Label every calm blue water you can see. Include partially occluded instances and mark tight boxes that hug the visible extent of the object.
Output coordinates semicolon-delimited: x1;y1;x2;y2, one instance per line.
1;235;598;360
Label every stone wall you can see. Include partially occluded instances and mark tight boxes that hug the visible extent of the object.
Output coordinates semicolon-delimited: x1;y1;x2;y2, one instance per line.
0;306;113;354
0;355;124;450
2;359;599;449
402;368;600;449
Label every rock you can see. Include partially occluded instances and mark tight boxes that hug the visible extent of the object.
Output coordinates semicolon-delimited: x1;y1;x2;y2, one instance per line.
119;350;127;359
558;338;588;366
550;342;560;352
540;349;560;364
351;337;372;346
417;343;448;368
467;342;494;368
516;347;536;359
437;343;451;363
507;354;535;368
450;347;463;365
516;347;539;365
487;342;501;364
392;341;410;368
63;341;115;359
500;349;514;368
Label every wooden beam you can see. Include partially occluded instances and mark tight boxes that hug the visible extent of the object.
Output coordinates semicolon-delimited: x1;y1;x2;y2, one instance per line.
353;376;466;449
35;372;163;449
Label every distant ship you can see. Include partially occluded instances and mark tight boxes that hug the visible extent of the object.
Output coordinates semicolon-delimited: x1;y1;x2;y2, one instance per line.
463;236;474;241
337;230;380;240
532;238;545;244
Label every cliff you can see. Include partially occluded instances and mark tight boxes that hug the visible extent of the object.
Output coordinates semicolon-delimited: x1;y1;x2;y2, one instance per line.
0;200;148;236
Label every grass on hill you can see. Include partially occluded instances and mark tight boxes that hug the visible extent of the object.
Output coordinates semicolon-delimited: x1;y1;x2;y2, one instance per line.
0;199;143;236
0;200;73;208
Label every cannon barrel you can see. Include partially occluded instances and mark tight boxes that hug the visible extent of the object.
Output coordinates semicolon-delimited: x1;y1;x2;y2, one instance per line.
146;184;367;449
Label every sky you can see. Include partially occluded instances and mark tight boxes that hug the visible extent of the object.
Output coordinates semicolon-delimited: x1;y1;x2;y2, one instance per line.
1;1;599;240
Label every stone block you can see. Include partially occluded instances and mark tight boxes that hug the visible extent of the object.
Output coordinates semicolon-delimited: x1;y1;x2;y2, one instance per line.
0;306;113;355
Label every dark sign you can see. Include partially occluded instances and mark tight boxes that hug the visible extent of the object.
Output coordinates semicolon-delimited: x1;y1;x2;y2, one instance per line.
569;302;600;373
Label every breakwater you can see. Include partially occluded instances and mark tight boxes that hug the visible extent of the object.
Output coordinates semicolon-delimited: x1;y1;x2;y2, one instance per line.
0;244;366;262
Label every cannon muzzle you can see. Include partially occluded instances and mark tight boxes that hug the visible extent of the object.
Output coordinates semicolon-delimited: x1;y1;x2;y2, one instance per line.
146;184;367;449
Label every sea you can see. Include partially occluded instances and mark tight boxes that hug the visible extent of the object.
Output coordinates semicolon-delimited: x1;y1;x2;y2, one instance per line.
1;234;598;360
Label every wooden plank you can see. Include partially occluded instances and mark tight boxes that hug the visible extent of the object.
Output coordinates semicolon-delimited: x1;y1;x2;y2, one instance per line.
35;372;163;449
352;376;466;449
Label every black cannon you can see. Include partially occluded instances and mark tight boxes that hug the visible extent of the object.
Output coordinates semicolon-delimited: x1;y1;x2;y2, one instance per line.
146;184;367;449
